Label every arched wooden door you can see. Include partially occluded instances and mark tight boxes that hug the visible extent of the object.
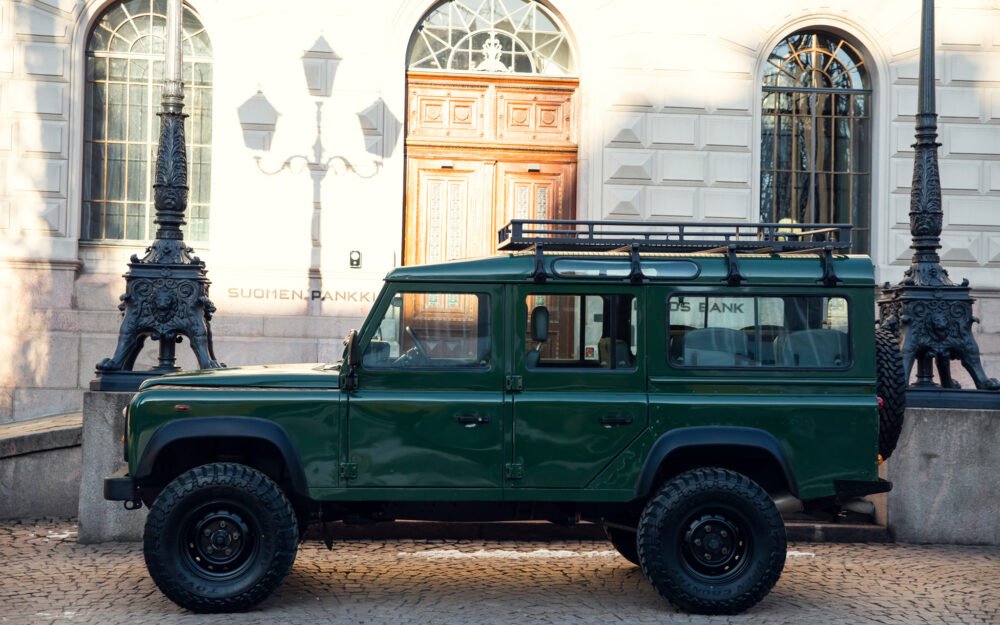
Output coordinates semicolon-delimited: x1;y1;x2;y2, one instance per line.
404;1;578;266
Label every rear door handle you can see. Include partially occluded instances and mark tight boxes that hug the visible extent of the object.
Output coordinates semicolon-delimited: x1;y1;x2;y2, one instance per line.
598;416;634;427
456;415;491;426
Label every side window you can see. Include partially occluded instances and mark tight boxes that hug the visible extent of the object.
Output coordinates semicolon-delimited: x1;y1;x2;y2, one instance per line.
668;295;849;368
363;292;491;368
525;294;636;369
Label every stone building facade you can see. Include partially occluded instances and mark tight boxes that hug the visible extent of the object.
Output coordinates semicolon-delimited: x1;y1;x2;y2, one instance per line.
2;0;1000;422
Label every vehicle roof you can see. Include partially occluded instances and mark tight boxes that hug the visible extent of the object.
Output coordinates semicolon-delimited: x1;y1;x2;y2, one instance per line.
385;251;876;287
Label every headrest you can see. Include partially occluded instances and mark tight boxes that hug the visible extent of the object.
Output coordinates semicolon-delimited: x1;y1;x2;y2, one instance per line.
530;306;549;342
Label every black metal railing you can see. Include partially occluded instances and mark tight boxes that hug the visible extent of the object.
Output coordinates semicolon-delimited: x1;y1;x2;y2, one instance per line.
498;219;852;254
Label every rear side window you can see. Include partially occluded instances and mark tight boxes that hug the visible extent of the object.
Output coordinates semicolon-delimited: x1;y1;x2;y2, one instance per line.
667;295;849;368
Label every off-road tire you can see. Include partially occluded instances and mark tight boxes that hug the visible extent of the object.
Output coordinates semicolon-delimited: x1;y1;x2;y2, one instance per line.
637;468;786;615
604;525;640;566
143;463;299;613
875;328;906;460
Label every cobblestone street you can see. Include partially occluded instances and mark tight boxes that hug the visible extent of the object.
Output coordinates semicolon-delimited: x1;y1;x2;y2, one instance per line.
0;519;996;625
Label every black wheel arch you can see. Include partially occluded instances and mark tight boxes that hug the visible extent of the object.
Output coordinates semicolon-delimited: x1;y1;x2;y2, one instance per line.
134;417;310;499
635;427;798;499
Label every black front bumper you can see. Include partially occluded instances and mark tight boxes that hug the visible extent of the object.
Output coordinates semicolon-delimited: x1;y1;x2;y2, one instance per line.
104;469;138;502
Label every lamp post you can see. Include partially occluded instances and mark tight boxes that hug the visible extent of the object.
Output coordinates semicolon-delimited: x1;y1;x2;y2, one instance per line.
877;0;999;395
92;0;222;391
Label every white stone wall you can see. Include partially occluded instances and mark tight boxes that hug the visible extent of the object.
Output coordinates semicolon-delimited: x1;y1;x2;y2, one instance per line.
2;0;1000;420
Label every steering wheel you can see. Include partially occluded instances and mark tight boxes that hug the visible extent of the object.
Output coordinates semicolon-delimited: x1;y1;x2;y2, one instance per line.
405;326;430;360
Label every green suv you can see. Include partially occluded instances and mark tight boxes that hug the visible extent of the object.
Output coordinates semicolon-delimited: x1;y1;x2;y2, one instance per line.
105;220;901;615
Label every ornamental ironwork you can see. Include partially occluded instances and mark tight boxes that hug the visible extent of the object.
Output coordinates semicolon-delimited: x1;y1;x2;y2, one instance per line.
408;0;574;76
877;1;999;393
93;0;221;391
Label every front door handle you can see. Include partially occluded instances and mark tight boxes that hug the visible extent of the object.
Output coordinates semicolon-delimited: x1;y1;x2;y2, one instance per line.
456;415;491;426
598;416;633;427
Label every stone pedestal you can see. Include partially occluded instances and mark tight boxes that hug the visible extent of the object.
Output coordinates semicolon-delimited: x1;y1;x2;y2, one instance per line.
77;391;146;543
887;407;999;545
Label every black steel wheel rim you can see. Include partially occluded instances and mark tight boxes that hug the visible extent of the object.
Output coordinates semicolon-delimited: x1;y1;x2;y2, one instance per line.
678;507;752;581
180;501;260;579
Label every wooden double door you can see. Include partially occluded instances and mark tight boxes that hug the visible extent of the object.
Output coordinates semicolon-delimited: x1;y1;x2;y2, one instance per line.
404;72;579;266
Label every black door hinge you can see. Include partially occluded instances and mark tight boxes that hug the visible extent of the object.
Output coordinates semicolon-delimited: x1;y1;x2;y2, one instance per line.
505;462;524;480
505;375;523;392
339;462;358;480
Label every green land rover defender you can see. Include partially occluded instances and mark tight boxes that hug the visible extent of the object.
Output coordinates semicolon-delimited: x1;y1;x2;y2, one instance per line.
105;219;903;615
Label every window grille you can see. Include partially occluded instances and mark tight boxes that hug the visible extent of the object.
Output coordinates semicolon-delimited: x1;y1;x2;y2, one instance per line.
760;32;871;254
409;0;574;76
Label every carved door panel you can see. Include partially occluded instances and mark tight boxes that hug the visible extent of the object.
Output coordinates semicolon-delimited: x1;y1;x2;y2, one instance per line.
404;73;578;270
495;162;575;234
405;158;490;267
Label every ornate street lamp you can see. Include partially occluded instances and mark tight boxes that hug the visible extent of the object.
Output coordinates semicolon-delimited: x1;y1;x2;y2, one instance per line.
92;0;221;391
878;0;999;395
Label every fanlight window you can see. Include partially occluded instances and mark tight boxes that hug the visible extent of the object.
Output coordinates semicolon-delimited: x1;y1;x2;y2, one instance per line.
83;0;212;242
408;0;574;76
760;32;872;254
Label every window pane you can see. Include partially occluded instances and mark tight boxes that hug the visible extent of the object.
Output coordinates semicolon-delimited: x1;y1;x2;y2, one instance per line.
363;293;490;368
126;202;145;240
192;147;211;203
761;116;775;166
525;294;636;369
106;143;125;200
107;83;127;141
126;143;146;201
776;117;792;170
760;171;774;221
105;203;124;239
109;57;127;81
668;295;850;368
91;82;107;140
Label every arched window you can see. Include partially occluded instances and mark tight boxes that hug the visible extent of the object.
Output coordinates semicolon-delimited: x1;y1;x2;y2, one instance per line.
760;31;871;253
83;1;212;242
408;0;574;76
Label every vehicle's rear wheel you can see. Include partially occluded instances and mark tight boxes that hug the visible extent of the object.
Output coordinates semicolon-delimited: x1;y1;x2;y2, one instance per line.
143;463;299;612
603;524;640;566
875;328;906;460
637;468;786;615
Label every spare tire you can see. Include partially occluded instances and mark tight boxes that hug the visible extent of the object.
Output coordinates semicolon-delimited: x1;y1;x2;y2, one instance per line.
875;328;906;459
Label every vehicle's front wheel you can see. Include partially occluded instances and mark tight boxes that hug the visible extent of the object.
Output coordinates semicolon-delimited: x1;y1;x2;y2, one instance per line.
637;468;786;615
143;463;299;613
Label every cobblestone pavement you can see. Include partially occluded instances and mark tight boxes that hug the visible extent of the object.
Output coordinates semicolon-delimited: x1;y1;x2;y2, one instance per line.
1;520;997;625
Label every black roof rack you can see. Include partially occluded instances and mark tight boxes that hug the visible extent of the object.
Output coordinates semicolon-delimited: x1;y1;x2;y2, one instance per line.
497;219;852;255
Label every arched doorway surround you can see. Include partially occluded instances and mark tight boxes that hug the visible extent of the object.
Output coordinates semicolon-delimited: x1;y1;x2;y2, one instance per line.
404;0;579;266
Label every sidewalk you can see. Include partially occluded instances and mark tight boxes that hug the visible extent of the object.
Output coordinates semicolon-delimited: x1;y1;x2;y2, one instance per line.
1;518;996;625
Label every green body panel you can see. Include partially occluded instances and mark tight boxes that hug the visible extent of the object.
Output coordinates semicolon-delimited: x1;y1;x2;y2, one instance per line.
346;389;504;488
346;283;506;489
509;283;648;488
123;252;880;506
127;386;342;494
